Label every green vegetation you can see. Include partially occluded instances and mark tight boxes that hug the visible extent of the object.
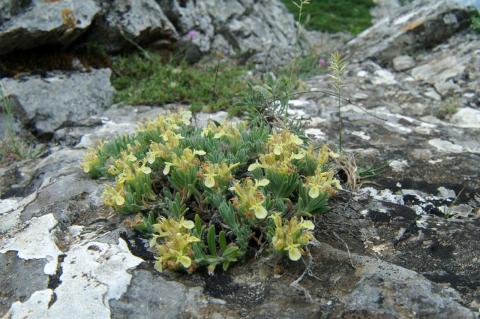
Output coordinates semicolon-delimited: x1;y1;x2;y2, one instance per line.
111;52;326;115
281;0;375;34
435;97;459;120
81;110;340;273
0;85;41;166
112;54;249;113
471;11;480;32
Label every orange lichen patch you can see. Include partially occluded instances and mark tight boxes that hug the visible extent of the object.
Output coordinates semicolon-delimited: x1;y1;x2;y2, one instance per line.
61;8;77;29
401;19;424;32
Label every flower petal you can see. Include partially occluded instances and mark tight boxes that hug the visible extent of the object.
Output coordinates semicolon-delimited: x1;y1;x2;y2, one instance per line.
253;204;268;219
247;162;261;172
308;186;320;199
256;179;270;187
177;255;192;268
163;163;172;175
300;220;315;230
204;175;216;188
154;259;164;272
288;246;302;261
181;219;195;229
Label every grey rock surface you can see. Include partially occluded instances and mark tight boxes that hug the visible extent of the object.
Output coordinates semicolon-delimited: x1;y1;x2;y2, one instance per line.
0;0;303;68
87;0;177;53
0;251;49;316
0;0;100;55
393;55;415;71
159;0;304;67
0;69;114;138
0;102;478;318
347;0;472;66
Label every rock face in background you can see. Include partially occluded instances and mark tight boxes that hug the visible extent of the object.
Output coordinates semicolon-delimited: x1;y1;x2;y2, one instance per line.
0;0;302;66
86;0;177;53
0;0;100;55
160;0;302;65
348;0;472;66
0;69;113;139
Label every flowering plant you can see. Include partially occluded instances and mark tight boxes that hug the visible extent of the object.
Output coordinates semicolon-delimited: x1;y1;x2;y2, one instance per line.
82;110;340;273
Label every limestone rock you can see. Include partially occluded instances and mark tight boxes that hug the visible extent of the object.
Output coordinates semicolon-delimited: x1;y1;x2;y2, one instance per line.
347;0;472;65
87;0;178;53
450;107;480;128
0;69;114;138
393;55;415;71
0;0;100;55
159;0;303;67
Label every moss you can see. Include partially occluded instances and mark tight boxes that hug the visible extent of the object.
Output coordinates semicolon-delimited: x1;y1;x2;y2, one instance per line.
281;0;375;34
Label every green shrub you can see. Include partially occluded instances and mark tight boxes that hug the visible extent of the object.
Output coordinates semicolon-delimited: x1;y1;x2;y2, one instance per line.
281;0;375;34
81;110;340;273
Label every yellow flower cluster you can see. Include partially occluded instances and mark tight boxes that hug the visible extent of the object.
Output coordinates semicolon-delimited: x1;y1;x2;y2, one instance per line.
270;213;314;261
150;217;200;272
248;130;305;174
80;143;103;173
101;150;154;207
200;162;239;188
230;178;270;219
101;111;193;209
163;148;206;175
304;145;341;198
202;121;244;140
103;184;126;207
305;169;341;198
138;110;192;133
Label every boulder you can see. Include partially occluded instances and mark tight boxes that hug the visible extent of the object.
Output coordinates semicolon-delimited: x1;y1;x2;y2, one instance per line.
347;0;472;65
86;0;178;53
0;69;114;139
0;0;100;55
0;0;303;68
159;0;303;66
451;107;480;128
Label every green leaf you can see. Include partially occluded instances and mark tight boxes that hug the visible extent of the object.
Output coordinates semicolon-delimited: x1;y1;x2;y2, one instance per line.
207;225;217;256
194;214;204;237
219;231;227;252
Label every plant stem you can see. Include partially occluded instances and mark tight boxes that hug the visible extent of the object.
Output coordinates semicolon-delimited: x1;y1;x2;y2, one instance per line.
338;86;343;152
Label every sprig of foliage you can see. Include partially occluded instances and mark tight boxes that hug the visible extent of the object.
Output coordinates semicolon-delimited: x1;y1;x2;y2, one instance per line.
329;52;347;153
81;110;341;273
471;11;480;33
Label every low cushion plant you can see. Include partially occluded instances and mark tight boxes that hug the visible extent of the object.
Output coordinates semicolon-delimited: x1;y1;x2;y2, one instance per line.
81;110;340;274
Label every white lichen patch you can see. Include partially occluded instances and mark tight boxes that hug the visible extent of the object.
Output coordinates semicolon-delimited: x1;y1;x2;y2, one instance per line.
0;192;37;233
5;239;143;319
304;128;326;140
0;213;61;275
6;289;53;319
351;131;371;141
288;99;311;108
359;187;404;205
389;160;409;173
428;138;464;153
77;120;138;149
